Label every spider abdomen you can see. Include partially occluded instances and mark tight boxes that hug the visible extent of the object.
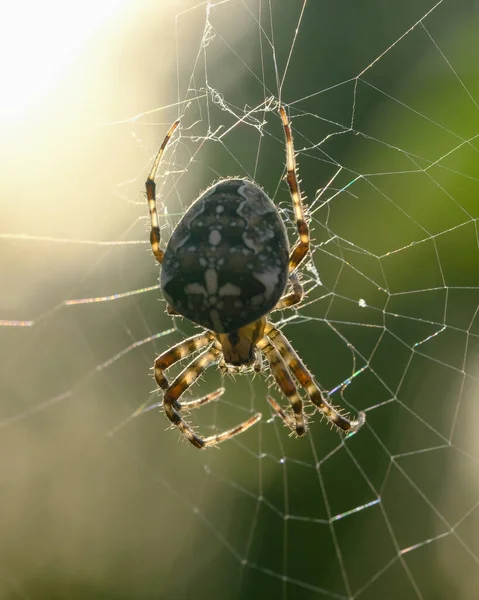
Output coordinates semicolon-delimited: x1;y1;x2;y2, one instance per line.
161;179;290;333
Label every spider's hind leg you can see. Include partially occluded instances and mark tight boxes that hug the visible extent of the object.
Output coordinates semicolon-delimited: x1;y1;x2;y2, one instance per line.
145;119;180;265
279;106;310;274
273;271;304;311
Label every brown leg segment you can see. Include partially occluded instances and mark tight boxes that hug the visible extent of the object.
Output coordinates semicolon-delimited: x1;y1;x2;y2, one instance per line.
267;395;297;432
265;322;365;433
145;120;180;265
154;332;213;390
273;271;304;311
162;346;221;448
279;106;310;273
258;337;306;436
178;388;225;410
161;345;261;449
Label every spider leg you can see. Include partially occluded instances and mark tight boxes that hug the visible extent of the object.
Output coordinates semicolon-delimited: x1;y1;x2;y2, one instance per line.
161;344;261;449
265;322;365;433
279;106;310;274
253;349;263;373
139;388;225;416
162;346;221;447
145;119;180;265
273;271;304;311
154;331;213;390
200;413;262;447
257;337;306;436
266;395;297;431
179;387;225;410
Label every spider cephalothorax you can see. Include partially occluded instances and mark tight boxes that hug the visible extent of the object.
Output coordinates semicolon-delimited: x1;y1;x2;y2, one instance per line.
145;105;365;448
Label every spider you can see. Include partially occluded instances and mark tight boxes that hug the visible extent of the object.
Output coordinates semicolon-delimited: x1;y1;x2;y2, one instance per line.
146;105;365;448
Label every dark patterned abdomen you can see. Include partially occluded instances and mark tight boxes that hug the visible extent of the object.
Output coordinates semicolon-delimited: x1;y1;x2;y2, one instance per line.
160;179;290;333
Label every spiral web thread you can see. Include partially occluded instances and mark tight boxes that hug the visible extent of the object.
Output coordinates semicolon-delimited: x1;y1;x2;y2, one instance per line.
1;1;479;599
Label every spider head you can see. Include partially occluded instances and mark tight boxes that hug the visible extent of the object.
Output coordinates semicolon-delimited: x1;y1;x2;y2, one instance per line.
217;318;266;366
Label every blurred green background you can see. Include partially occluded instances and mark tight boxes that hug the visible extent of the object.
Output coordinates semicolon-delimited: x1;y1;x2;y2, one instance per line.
1;1;478;599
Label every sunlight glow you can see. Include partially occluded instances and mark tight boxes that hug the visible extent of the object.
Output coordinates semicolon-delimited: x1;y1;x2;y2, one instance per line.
0;0;130;119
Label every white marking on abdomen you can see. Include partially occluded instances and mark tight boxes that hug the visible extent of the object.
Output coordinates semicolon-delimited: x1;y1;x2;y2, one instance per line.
185;283;207;295
209;230;222;246
253;267;281;299
205;268;218;294
218;282;241;296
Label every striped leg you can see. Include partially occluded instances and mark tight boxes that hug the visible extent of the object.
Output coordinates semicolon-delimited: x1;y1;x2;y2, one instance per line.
145;120;180;265
161;344;261;449
279;106;310;273
139;388;225;416
257;337;306;436
154;332;213;391
199;413;262;447
266;396;297;432
273;271;304;311
179;387;225;410
265;322;365;433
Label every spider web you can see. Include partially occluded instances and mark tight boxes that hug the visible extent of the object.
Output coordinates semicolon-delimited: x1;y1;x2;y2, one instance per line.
1;1;479;599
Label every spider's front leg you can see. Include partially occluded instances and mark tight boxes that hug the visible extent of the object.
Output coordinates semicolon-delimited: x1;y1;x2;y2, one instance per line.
257;337;306;436
154;332;213;391
155;334;261;448
162;346;223;448
265;322;366;433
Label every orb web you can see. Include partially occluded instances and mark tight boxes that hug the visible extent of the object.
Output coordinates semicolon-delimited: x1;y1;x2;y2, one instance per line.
1;1;478;599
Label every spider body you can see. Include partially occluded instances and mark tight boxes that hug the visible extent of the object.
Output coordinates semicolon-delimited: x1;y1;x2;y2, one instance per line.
160;179;290;336
145;106;365;448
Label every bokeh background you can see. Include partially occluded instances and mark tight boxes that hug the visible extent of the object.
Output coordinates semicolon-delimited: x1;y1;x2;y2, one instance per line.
1;1;479;599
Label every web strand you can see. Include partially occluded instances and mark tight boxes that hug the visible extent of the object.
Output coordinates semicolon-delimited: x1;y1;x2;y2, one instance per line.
1;1;478;599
